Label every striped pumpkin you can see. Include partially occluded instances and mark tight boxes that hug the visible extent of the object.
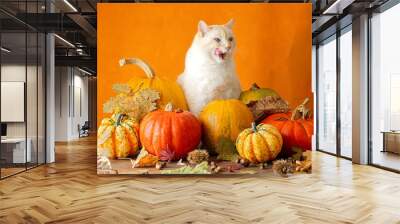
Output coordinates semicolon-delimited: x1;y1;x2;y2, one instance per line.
97;114;140;159
236;123;283;163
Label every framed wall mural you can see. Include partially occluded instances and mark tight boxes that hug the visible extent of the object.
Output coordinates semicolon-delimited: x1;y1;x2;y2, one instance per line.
97;3;313;175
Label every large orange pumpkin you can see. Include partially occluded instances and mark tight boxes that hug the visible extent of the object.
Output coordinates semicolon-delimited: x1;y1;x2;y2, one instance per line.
97;113;140;159
139;103;201;160
120;58;188;110
236;123;283;163
261;98;313;155
199;99;254;154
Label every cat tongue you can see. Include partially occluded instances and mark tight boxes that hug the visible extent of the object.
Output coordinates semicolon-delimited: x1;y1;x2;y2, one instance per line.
215;48;226;59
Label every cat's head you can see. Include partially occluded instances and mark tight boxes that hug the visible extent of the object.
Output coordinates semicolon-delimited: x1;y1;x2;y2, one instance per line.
195;19;235;64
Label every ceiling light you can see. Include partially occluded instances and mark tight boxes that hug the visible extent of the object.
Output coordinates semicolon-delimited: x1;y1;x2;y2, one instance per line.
77;67;93;76
63;0;78;12
54;34;75;48
1;47;11;53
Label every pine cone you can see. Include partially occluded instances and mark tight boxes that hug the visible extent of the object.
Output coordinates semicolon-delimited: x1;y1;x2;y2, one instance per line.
187;149;209;164
272;159;294;177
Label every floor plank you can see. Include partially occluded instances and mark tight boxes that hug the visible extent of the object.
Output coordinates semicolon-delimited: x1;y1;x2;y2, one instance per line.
0;136;400;224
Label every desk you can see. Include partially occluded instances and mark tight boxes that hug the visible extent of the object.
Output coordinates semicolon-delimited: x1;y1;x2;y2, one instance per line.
382;131;400;154
1;138;31;163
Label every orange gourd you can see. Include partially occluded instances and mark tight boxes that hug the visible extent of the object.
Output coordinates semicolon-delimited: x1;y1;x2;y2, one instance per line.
261;98;313;155
236;122;283;163
139;103;201;160
97;113;140;159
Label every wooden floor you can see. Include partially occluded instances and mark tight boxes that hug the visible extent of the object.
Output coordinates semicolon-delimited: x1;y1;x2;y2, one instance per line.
1;136;400;224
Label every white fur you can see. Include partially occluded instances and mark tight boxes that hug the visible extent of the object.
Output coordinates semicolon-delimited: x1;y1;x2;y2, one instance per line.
178;20;242;116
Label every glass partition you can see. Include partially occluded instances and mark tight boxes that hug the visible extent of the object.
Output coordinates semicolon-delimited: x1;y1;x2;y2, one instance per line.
339;27;352;158
0;2;46;179
1;30;28;177
371;3;400;171
317;35;337;154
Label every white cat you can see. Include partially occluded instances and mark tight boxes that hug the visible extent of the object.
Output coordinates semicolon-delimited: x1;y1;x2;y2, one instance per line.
177;19;242;116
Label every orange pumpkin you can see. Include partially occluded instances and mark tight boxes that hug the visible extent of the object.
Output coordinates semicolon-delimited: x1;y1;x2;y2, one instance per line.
261;98;313;155
139;103;201;160
120;58;188;110
236;123;283;163
199;99;254;154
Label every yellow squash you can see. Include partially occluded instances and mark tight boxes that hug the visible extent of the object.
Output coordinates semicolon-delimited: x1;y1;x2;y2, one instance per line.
199;99;254;154
236;123;283;163
120;58;188;110
97;114;140;159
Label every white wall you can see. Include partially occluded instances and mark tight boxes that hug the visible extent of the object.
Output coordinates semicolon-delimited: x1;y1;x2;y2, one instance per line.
1;64;46;164
54;67;89;141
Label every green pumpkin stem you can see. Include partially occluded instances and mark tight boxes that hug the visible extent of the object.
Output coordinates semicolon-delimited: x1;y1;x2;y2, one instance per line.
250;83;260;91
251;122;257;132
116;114;126;126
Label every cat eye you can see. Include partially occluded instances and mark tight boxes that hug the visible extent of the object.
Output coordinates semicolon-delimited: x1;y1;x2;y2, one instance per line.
214;38;221;43
228;37;234;42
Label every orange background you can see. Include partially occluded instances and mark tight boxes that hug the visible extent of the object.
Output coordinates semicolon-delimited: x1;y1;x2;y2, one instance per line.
97;3;312;123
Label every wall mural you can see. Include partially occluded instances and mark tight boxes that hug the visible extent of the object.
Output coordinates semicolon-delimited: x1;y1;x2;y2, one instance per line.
97;3;313;175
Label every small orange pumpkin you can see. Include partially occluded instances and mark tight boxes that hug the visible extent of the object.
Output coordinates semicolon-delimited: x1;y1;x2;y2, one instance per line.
139;103;201;160
262;98;313;155
236;122;283;163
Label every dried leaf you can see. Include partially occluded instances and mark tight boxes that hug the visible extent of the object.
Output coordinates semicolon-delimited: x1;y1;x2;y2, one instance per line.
133;148;159;168
161;161;210;174
159;146;175;162
112;83;132;94
250;96;289;121
215;137;239;161
103;84;160;121
295;160;312;172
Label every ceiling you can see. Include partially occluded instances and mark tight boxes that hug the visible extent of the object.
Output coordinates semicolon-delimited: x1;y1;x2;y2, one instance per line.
0;0;391;75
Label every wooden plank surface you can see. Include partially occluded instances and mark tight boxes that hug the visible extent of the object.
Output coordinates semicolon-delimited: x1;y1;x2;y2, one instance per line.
1;136;400;223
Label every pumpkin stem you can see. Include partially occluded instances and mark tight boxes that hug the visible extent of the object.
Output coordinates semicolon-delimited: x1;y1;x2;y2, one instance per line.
250;83;260;91
164;103;174;112
291;98;310;120
251;122;257;132
119;58;155;79
116;114;126;126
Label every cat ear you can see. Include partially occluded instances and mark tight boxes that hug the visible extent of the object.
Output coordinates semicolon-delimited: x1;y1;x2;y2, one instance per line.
225;19;234;29
198;20;209;36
